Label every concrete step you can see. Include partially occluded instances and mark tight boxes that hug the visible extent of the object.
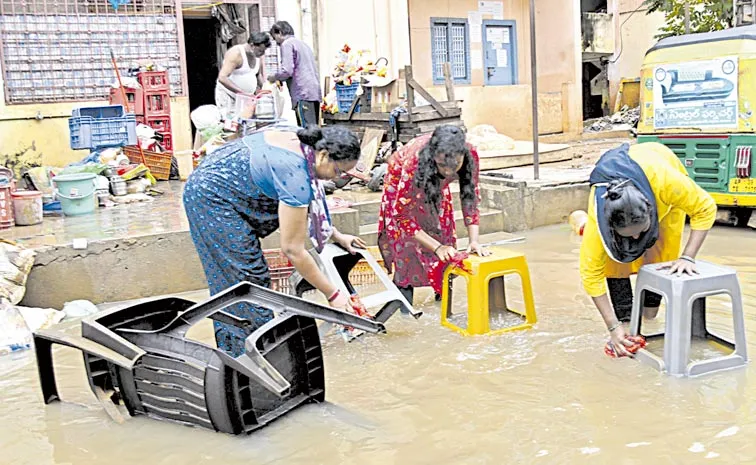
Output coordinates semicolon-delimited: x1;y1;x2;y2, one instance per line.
358;207;504;245
333;185;462;227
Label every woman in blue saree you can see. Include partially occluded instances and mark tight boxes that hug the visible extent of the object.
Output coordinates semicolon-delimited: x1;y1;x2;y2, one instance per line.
183;126;366;355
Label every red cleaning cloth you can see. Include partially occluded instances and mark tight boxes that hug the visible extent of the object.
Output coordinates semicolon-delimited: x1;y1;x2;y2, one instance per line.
604;335;647;358
428;252;471;296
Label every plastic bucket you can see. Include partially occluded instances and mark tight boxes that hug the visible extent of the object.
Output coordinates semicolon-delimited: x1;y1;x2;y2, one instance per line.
11;190;43;226
52;173;97;216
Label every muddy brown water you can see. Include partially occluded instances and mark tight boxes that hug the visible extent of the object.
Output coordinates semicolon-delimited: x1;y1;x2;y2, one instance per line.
2;225;755;464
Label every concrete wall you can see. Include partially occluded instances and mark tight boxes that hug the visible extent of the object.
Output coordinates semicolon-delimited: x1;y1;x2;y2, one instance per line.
607;0;664;109
22;232;207;309
0;88;194;170
408;0;583;137
479;180;591;231
426;85;563;138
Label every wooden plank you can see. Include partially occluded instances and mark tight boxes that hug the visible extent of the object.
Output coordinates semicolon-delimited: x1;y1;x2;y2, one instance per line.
403;66;414;123
323;105;461;123
416;119;464;133
347;92;360;119
443;62;455;102
348;128;385;181
407;78;449;117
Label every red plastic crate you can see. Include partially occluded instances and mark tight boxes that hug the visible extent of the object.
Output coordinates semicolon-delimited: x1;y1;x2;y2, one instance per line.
161;133;173;151
137;71;170;92
109;87;144;115
145;116;172;134
144;91;171;115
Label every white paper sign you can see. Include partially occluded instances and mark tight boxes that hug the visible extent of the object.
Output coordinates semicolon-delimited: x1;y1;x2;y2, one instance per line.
496;49;509;67
470;50;483;69
487;28;504;43
479;1;504;19
502;29;510;44
468;11;482;42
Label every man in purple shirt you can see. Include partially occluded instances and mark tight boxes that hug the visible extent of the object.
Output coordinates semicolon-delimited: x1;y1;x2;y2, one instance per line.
269;21;322;128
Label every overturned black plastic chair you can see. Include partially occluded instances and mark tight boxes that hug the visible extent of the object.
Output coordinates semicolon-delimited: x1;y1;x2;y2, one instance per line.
33;282;385;434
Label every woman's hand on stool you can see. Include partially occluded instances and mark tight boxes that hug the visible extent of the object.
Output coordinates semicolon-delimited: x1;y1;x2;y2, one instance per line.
467;241;491;257
659;255;698;276
434;244;457;262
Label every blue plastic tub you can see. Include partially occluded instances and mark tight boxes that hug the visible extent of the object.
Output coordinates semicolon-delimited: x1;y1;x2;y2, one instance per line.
69;115;137;150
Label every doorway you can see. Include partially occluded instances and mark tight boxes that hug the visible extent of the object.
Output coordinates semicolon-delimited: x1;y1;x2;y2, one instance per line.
183;18;220;115
482;20;518;86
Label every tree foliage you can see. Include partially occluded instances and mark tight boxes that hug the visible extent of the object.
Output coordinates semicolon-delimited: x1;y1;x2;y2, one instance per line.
643;0;733;39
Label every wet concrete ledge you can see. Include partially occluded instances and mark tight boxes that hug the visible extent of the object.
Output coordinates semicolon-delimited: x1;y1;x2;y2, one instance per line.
20;178;589;309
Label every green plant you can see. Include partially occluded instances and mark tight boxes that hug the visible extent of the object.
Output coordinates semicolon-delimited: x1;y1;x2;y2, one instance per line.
643;0;733;39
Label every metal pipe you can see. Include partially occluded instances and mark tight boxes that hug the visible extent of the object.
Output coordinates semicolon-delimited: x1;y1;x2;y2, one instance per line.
684;1;691;34
529;0;539;180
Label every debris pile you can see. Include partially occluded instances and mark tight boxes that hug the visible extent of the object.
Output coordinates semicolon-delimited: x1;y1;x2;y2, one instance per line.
585;106;640;132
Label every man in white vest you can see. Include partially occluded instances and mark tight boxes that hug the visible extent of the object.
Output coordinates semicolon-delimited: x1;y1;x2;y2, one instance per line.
215;32;271;120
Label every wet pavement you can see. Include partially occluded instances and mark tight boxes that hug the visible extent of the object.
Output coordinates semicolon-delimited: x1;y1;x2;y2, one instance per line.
4;182;188;249
2;224;756;464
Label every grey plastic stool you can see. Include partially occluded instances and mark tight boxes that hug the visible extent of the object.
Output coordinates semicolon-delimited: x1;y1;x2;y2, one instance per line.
293;243;422;323
629;260;748;377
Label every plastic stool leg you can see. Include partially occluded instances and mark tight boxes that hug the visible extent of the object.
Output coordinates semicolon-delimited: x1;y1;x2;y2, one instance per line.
663;291;693;376
467;273;488;335
517;264;537;326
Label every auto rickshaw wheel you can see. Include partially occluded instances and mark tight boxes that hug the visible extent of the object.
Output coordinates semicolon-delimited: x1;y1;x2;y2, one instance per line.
735;208;753;228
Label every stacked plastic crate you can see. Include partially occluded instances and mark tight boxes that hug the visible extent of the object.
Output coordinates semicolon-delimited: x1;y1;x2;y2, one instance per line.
108;86;144;119
107;70;172;150
68;105;137;150
138;71;173;150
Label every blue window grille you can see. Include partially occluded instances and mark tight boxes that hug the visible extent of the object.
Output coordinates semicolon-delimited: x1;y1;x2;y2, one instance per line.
430;18;471;85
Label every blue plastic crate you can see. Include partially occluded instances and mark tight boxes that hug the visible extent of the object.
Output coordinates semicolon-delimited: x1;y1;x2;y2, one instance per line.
335;83;371;113
72;105;125;119
69;115;137;150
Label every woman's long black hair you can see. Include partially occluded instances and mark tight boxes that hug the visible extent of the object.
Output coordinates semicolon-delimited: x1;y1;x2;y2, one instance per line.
413;125;477;216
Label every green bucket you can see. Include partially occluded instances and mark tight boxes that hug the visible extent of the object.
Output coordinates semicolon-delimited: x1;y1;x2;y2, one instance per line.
53;173;97;216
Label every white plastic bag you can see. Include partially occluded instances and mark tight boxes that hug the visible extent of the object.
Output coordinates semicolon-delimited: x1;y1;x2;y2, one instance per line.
191;105;223;130
0;301;32;355
261;82;286;119
0;241;36;305
62;300;99;318
16;306;65;332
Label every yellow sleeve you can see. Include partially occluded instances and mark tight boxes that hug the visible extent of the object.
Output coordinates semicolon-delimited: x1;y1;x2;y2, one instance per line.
579;212;608;298
657;166;717;230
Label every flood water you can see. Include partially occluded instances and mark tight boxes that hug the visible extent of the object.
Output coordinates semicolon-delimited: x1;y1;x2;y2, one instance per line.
2;225;755;464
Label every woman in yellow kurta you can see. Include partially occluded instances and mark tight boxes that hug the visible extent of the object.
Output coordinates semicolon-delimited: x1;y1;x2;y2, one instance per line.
579;142;717;357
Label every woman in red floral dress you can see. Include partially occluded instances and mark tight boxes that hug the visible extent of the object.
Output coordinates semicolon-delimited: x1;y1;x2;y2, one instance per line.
377;125;489;303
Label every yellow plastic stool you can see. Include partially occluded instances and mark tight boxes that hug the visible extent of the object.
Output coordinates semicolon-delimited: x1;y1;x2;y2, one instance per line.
440;247;537;336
